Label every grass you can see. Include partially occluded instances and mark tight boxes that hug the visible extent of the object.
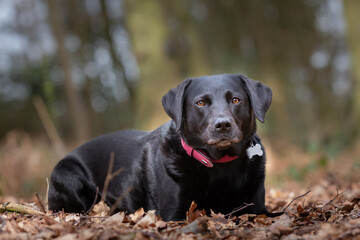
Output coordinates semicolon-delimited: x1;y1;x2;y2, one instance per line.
0;130;58;199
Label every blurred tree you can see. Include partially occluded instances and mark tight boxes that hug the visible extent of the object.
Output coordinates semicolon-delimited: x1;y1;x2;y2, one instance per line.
0;0;356;153
185;0;351;151
126;0;210;130
43;0;139;143
344;0;360;140
47;0;91;143
99;0;135;100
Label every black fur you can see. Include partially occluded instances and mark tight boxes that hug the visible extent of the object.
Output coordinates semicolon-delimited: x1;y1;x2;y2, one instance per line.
48;73;281;221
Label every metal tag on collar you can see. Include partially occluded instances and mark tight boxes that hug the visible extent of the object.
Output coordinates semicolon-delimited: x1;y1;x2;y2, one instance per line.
246;140;263;159
195;150;214;167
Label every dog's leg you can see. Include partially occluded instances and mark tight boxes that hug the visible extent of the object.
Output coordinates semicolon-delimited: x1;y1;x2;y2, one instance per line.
249;177;284;217
48;158;98;213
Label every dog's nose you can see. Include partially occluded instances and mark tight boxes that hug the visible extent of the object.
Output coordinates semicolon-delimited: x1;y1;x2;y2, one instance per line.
214;118;232;132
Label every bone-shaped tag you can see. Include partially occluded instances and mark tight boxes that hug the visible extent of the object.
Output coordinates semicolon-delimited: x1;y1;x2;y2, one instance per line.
246;143;263;159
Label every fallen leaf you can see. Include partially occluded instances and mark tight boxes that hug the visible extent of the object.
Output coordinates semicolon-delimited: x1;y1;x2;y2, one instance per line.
186;201;206;223
297;204;304;215
351;197;360;205
179;217;208;234
269;224;281;236
79;229;95;240
90;201;110;217
277;225;293;235
134;210;156;229
43;215;58;225
55;233;77;240
328;214;338;223
103;212;125;227
255;217;266;225
269;213;293;236
33;229;56;239
1;181;360;239
156;220;167;231
188;201;197;213
129;208;145;223
210;210;225;218
6;220;21;234
64;214;80;223
295;225;320;236
208;211;235;231
341;203;354;213
18;220;38;234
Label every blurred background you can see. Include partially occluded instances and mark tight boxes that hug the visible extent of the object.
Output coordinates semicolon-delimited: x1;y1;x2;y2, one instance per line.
0;0;359;198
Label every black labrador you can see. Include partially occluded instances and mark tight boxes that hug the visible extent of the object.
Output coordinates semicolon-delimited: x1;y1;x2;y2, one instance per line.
49;73;280;221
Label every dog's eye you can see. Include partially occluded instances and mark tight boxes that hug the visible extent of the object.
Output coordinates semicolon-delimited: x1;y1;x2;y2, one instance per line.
232;97;241;104
196;100;205;107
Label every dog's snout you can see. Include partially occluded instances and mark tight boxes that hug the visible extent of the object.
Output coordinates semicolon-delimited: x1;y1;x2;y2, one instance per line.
214;118;232;132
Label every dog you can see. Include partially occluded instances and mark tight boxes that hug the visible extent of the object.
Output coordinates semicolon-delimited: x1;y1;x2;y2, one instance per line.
49;73;280;221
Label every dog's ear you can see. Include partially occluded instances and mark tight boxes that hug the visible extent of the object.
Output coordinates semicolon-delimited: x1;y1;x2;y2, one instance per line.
162;79;192;131
238;73;272;123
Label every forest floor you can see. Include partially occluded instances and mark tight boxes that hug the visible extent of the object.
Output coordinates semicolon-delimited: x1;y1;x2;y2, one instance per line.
1;180;360;240
1;132;360;239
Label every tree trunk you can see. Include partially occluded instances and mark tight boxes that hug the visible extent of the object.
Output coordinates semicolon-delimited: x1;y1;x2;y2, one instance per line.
343;0;360;140
99;0;136;102
125;1;211;130
47;0;90;144
125;0;181;130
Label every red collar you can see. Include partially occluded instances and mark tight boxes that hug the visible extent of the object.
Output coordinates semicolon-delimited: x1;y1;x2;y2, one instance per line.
181;138;238;167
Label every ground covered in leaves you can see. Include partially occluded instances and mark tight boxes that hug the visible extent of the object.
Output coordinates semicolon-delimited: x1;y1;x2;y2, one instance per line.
1;131;360;239
1;181;360;240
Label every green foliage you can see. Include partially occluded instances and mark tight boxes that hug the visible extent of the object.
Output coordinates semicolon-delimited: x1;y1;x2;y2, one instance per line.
22;181;37;198
286;155;329;181
0;58;60;136
353;160;360;170
287;165;303;182
305;141;320;154
20;58;57;108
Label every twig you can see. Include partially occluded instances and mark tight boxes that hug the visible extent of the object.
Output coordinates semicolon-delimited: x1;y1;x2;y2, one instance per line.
322;188;347;207
283;190;311;212
108;186;133;216
85;187;99;215
35;192;46;213
33;96;67;158
224;202;255;218
111;167;124;179
45;177;49;210
101;152;124;203
82;153;124;216
167;220;187;225
101;152;115;202
0;202;44;215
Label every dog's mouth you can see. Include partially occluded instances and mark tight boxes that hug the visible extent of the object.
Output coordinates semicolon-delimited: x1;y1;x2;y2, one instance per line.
207;138;240;149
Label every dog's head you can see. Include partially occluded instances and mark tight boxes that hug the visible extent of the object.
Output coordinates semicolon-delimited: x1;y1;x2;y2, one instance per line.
162;73;272;159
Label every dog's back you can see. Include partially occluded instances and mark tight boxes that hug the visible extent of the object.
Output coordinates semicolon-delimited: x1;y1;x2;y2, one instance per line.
48;129;158;213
